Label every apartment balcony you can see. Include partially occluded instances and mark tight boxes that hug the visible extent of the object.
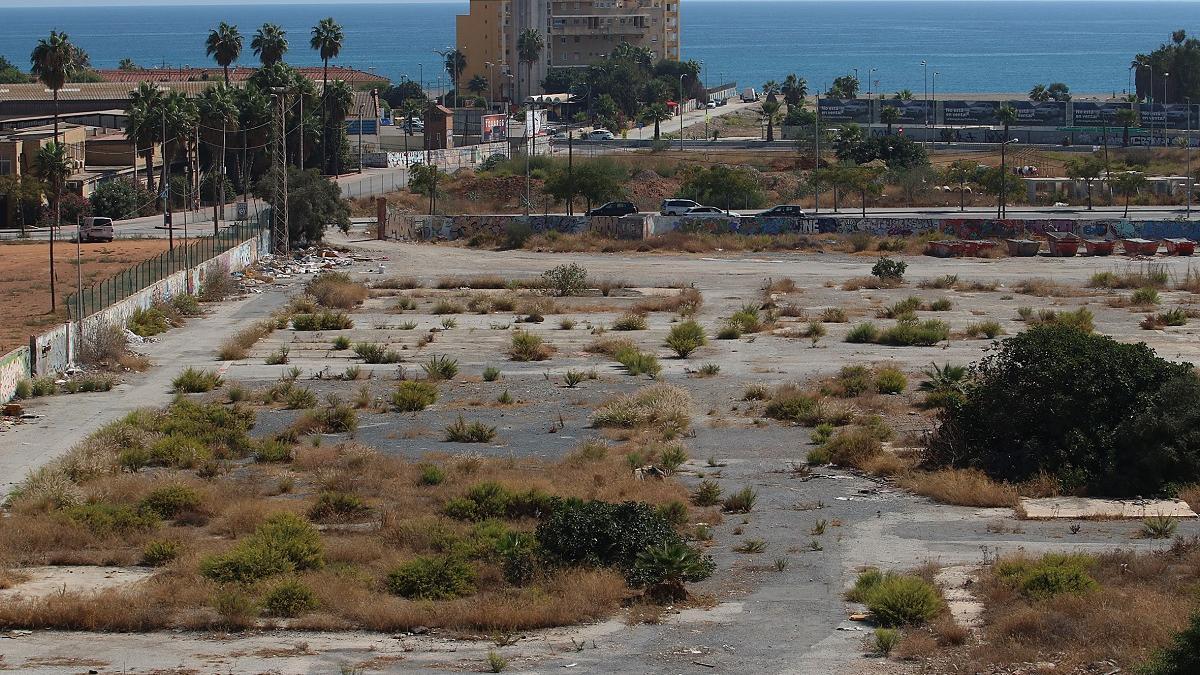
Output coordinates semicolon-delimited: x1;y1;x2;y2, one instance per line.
551;20;651;36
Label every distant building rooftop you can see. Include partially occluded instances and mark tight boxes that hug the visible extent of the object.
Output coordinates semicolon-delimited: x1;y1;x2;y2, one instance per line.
93;65;389;87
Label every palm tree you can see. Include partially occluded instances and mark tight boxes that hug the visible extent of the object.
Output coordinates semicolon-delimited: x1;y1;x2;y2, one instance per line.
251;23;288;66
1115;106;1138;147
880;105;900;135
324;80;354;176
633;542;713;603
516;28;544;103
125;82;165;193
467;74;488;99
233;85;271;193
893;89;914;101
118;57;139;71
641;102;671;140
30;31;77;144
919;362;970;407
997;104;1018;141
444;49;467;106
197;85;239;228
1029;84;1050;102
35;142;71;312
761;98;782;142
162;90;199;209
205;22;243;85
311;17;345;174
781;74;807;109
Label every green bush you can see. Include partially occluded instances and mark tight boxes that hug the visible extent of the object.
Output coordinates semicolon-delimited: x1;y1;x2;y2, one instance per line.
332;336;352;350
834;365;873;397
871;256;908;282
764;389;825;425
172;367;223;393
964;320;1004;339
864;574;944;627
536;499;679;575
65;503;158;536
665;321;707;358
200;513;324;584
691;480;722;506
630;541;716;602
261;579;319;617
292;311;353;331
444;416;497;443
1132;287;1162;306
141;539;180;567
822;428;884;468
509;331;552;361
386;556;475;600
878;318;949;346
874;367;907;394
353;342;403;364
442;482;555;521
171;294;202;316
128;307;170;337
730;305;762;333
613;347;661;378
541;263;589;296
421;355;459;380
393;381;438;411
996;554;1097;599
418;463;446;486
722;487;757;513
139;484;201;519
845;322;880;343
927;326;1200;496
255;439;293;463
1141;611;1200;675
613;313;649;331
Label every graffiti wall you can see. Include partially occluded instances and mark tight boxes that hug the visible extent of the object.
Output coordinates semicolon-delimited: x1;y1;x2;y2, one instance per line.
380;214;646;242
31;323;75;377
0;346;30;405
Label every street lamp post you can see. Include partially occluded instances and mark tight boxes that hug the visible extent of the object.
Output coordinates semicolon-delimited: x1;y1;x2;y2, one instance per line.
921;61;928;133
1161;71;1170;146
1000;137;1019;218
357;105;365;174
1187;97;1194;218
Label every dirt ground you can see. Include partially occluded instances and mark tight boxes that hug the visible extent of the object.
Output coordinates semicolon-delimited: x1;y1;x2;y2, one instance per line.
0;239;172;353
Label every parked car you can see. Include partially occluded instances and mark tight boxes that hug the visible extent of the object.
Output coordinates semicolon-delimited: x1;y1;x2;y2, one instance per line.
660;198;701;215
706;100;718;109
758;205;808;218
585;129;615;141
551;131;570;141
683;206;742;217
77;217;114;243
587;201;638;217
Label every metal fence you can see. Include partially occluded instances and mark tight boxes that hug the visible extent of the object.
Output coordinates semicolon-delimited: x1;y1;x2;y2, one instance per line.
66;213;268;319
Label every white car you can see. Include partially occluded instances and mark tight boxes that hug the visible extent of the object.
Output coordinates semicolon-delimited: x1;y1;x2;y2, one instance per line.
660;199;701;215
585;129;615;141
706;100;717;109
683;205;742;218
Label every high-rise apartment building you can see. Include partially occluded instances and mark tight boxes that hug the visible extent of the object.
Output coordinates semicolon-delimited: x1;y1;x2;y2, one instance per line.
456;0;680;103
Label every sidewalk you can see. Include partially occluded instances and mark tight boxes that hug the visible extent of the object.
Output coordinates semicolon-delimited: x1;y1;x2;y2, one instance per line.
0;284;293;497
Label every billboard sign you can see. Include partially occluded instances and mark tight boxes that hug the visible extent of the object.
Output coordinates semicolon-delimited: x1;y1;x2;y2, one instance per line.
882;99;931;125
818;98;872;124
482;113;507;142
525;108;547;137
1139;103;1196;130
942;100;1000;125
1010;101;1066;126
1072;102;1130;127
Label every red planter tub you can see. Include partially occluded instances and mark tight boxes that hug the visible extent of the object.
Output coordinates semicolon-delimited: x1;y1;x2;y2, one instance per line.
1083;239;1115;256
926;240;964;258
1046;232;1081;257
1163;238;1196;256
959;240;997;257
1006;239;1041;257
1122;238;1159;256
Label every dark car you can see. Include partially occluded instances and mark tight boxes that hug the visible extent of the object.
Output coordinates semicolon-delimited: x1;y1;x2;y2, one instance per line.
586;201;638;217
758;205;808;218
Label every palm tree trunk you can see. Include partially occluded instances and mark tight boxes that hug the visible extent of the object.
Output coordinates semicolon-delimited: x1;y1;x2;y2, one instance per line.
1125;193;1131;218
223;64;230;86
321;59;329;175
654;118;660;140
51;88;59;313
960;183;965;211
145;149;156;194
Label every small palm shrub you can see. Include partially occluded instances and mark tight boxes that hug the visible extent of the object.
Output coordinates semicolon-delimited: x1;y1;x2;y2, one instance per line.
482;366;501;382
631;542;716;603
1143;514;1178;539
444;416;498;443
331;336;351;350
722;486;757;513
665;320;707;358
422;355;459;380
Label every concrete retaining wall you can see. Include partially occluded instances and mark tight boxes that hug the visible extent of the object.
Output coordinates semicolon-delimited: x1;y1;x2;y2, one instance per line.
364;141;510;170
379;214;646;242
31;324;75;378
0;347;30;404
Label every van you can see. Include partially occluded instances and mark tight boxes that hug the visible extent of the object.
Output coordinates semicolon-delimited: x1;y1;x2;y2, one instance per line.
741;88;758;103
78;217;114;243
660;199;701;216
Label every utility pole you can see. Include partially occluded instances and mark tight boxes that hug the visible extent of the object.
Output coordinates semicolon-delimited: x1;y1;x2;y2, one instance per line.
216;121;226;234
298;94;304;170
814;102;821;214
524;103;533;216
679;74;686;152
357;105;365;173
162;107;172;251
567;127;574;216
271;92;289;255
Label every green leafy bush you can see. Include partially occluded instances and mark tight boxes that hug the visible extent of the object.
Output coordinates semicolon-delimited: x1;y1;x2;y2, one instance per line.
613;313;649;331
442;482;556;521
421;355;459;380
65;503;158;536
878;318;949;346
141;539;180;567
128;307;170;337
927;326;1200;496
386;556;475;600
536;499;678;575
261;579;319;617
541;263;589;296
200;513;324;583
691;480;722;506
631;541;716;602
665;321;707;358
857;573;944;627
509;330;553;361
874;366;907;394
292;311;353;331
996;554;1097;599
764;389;825;425
871;257;908;282
353;342;403;364
1141;611;1200;675
845;322;880;343
418;463;446;486
393;381;438;411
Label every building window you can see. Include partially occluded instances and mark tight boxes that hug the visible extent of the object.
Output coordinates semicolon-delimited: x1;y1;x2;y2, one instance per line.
0;159;10;176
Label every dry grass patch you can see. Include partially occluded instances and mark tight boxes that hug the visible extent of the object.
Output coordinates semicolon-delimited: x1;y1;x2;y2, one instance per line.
592;385;691;437
1012;278;1081;298
897;469;1019;508
218;320;276;361
631;287;703;316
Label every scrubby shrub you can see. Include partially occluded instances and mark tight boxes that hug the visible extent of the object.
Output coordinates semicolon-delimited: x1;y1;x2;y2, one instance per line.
614;347;661;378
861;574;944;627
128;307;170;337
292;311;353;331
172;367;223;393
691;480;722;506
306;272;368;309
845;322;880;343
65;503;158;536
393;381;438;411
875;366;907;394
418;463;446;486
200;513;324;583
874;628;899;655
541;263;589;296
387;556;475;600
482;366;501;382
537;499;678;575
821;428;884;469
1029;307;1094;333
141;539;180;567
878;318;949;346
665;321;707;358
730;304;762;333
722;487;757;513
139;484;201;519
591;384;690;434
255;439;293;463
927;326;1200;496
834;365;873;397
996;554;1097;599
613;313;649;331
631;541;716;602
444;416;498;443
308;491;370;522
871;256;907;283
964;320;1004;339
764;388;824;425
332;336;352;350
1132;286;1162;306
261;579;319;617
509;330;554;361
353;342;403;364
1141;611;1200;675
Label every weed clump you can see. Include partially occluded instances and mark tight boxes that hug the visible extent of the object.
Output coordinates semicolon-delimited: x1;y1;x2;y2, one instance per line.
393;381;438;412
509;331;554;361
200;513;324;584
172;367;223;393
665;321;707;358
847;569;944;627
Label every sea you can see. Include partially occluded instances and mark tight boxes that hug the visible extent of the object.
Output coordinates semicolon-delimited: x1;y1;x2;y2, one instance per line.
2;1;1200;96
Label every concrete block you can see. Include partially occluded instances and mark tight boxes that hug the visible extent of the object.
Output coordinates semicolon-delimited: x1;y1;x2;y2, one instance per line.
1019;496;1196;520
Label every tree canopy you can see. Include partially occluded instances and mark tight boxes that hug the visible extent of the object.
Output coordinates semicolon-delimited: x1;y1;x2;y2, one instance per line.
255;167;350;243
677;165;766;210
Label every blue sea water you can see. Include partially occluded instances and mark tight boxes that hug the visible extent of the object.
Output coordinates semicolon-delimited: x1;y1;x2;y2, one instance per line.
1;1;1199;95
